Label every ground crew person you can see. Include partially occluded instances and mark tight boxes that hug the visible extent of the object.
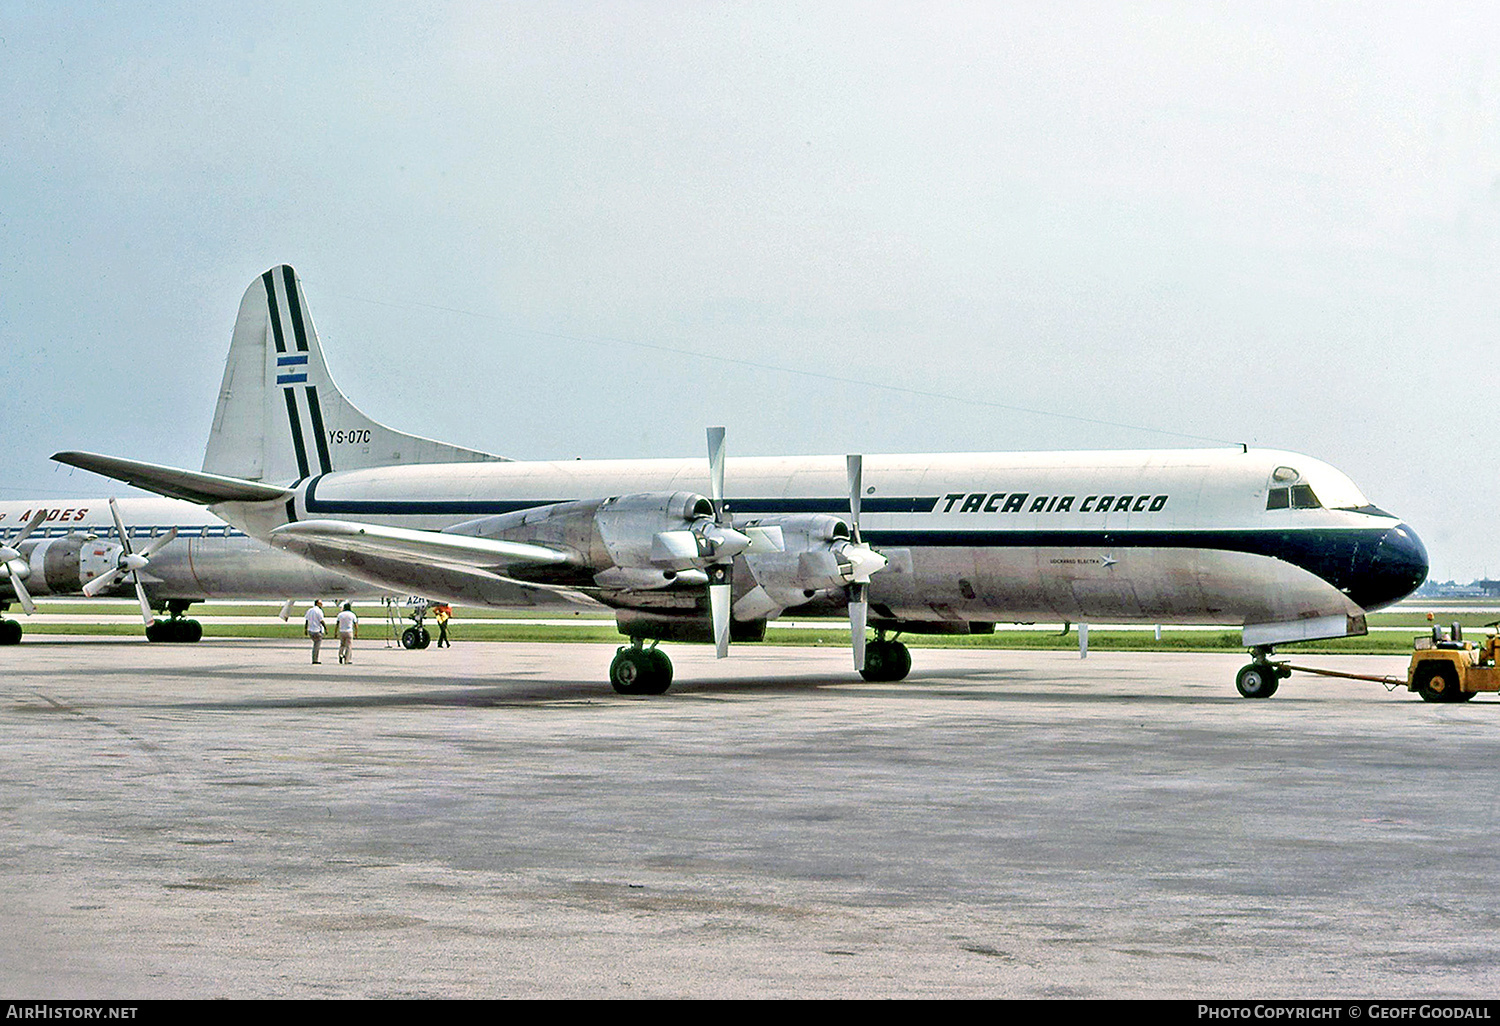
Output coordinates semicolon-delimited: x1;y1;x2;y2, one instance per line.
435;604;452;648
304;599;326;664
337;602;358;664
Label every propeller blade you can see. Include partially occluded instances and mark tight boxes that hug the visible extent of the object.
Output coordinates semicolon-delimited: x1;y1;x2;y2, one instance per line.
849;581;868;671
742;525;784;554
107;498;133;556
709;578;731;659
81;568;126;597
9;574;37;616
12;508;49;548
279;599;296;621
846;454;863;543
138;526;178;559
132;575;154;626
706;427;726;521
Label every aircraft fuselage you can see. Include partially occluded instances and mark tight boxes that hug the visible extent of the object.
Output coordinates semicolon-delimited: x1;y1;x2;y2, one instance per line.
224;445;1427;643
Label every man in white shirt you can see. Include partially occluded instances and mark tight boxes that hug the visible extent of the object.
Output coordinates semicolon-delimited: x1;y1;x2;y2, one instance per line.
304;599;325;664
336;602;358;664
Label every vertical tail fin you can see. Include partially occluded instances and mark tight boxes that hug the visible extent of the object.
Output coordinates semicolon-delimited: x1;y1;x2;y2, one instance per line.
202;265;505;484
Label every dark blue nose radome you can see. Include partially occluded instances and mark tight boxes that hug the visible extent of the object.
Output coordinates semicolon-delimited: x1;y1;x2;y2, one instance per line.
1348;522;1429;612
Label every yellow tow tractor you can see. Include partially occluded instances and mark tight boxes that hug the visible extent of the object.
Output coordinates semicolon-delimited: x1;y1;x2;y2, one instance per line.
1401;621;1500;702
1280;620;1500;702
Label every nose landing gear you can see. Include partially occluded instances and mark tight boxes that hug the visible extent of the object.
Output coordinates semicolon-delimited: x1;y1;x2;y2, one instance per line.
1236;647;1291;698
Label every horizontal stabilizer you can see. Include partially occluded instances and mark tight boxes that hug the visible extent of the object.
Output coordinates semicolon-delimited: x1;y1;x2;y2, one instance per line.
270;519;571;574
52;451;292;505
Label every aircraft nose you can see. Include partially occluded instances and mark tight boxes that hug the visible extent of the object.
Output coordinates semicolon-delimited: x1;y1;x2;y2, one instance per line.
1352;522;1429;611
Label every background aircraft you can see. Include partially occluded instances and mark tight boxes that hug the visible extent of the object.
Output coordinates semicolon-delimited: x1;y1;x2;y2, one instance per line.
55;266;1429;696
0;494;377;644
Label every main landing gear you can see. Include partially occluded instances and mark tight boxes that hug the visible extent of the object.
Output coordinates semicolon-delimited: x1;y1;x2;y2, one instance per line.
606;632;914;695
0;618;21;645
860;631;912;683
1236;647;1291;698
146;601;203;643
610;640;673;695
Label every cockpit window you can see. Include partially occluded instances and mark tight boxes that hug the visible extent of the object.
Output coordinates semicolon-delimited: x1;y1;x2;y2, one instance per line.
1266;484;1323;510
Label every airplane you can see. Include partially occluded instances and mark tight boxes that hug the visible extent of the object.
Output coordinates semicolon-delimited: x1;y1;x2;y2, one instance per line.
0;495;383;644
53;265;1430;697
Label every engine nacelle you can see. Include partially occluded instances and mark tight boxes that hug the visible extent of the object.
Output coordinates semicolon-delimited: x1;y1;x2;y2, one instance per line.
444;492;716;587
0;536;125;598
733;513;872;620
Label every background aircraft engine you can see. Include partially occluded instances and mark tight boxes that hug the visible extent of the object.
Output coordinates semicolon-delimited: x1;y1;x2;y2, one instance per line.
0;536;93;598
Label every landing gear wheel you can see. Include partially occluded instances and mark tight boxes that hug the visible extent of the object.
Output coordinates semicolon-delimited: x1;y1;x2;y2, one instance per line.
1236;662;1280;698
0;619;20;645
401;626;421;650
860;640;912;683
1413;663;1461;703
417;627;431;649
147;619;204;642
610;646;673;695
642;647;673;694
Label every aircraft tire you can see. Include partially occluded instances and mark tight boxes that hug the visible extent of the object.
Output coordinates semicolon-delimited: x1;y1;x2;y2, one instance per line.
860;640;912;683
146;620;166;643
183;619;203;643
639;648;673;695
1235;662;1280;698
417;628;431;649
0;619;21;645
401;627;421;650
610;647;671;695
1413;662;1460;703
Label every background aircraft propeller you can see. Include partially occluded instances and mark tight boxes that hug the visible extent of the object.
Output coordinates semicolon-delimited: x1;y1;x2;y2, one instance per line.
81;498;177;624
0;509;51;615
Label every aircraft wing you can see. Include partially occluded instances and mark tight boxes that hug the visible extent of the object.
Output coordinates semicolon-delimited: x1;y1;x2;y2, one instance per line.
270;520;572;575
52;451;292;505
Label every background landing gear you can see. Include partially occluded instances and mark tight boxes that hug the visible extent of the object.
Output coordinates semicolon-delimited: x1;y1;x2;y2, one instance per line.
146;618;203;643
147;601;203;643
0;619;21;645
610;642;673;695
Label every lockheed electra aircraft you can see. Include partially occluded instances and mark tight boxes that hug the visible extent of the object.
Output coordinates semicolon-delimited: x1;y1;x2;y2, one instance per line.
54;265;1429;697
0;496;376;643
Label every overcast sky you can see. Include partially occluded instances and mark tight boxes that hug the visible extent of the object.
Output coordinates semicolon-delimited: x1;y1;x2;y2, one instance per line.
3;2;1497;580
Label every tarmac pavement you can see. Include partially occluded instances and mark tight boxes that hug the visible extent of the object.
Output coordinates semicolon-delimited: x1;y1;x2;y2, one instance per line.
1;638;1497;998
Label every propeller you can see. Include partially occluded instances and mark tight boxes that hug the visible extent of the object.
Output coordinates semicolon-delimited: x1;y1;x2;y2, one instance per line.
655;427;781;658
0;509;51;615
843;454;888;671
80;498;177;624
